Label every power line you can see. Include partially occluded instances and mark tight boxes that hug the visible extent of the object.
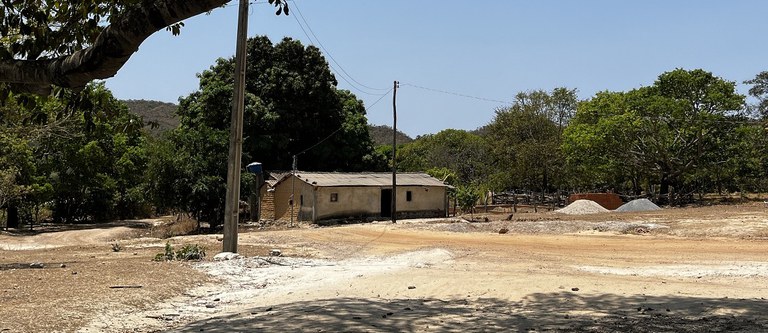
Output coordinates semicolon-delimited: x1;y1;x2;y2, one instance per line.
287;1;389;96
400;82;513;105
296;88;393;156
290;0;389;92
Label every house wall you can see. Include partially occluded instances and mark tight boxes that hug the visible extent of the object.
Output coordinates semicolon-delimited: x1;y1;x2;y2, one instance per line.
259;185;275;220
269;175;315;222
315;185;447;221
261;174;449;223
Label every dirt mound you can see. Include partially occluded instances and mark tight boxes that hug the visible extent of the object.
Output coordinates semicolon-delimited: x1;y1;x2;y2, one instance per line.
616;198;661;212
556;199;609;215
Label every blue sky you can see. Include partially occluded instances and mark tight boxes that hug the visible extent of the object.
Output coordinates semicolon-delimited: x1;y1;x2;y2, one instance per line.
104;1;768;137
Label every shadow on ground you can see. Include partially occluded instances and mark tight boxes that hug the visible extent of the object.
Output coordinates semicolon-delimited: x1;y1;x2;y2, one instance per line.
170;293;768;332
1;220;152;236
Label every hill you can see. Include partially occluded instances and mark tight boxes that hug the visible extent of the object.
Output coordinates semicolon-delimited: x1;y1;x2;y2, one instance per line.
122;99;179;135
368;125;413;146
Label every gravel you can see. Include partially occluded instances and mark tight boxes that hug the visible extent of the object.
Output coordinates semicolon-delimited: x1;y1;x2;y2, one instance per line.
556;200;609;215
616;198;661;212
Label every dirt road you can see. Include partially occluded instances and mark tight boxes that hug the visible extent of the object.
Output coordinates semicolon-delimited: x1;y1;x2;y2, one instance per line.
2;205;768;332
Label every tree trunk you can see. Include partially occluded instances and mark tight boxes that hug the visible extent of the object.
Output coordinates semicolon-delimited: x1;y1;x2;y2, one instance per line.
0;0;233;94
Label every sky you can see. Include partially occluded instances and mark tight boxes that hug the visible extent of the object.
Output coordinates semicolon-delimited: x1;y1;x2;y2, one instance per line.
104;0;768;137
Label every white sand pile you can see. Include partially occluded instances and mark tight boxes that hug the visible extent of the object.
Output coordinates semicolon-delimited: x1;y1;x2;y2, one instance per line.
615;198;661;212
556;199;609;215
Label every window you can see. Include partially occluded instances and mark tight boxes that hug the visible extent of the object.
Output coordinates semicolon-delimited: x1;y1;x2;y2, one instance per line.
406;191;412;202
330;193;338;202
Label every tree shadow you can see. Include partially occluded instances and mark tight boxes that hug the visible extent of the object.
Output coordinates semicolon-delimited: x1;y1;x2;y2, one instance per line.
170;293;768;332
1;220;152;236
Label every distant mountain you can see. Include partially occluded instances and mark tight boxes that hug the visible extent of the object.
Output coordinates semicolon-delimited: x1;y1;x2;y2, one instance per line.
123;99;179;135
368;124;413;146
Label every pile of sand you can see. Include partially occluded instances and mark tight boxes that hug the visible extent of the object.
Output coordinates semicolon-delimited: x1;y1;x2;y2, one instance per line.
556;199;609;215
615;198;661;212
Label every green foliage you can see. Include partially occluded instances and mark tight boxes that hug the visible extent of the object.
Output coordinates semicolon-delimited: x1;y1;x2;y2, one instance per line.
153;242;206;261
563;69;747;201
485;88;575;192
165;36;379;227
0;82;150;224
398;129;491;186
745;71;768;119
1;1;138;60
455;186;481;218
175;244;206;261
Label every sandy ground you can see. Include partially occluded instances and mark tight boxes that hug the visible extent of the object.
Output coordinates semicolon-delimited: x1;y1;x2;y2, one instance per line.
2;204;768;332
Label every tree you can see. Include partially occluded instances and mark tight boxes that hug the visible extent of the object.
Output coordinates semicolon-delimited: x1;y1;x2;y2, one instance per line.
485;88;576;192
564;69;746;202
167;36;378;226
455;185;480;220
0;0;289;94
745;71;768;119
397;129;491;186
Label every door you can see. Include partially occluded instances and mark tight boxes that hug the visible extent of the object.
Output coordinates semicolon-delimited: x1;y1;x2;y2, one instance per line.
380;189;392;218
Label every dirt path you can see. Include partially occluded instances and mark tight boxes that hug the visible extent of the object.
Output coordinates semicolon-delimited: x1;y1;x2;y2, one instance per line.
3;207;768;332
77;225;768;332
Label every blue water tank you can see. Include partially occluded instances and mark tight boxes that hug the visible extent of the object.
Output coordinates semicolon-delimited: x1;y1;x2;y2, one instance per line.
246;162;262;174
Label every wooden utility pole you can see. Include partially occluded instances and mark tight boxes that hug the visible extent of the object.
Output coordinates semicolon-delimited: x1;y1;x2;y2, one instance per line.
291;154;297;227
392;81;399;224
223;0;249;253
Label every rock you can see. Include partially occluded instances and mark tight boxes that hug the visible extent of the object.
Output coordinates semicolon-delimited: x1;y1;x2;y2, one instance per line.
498;228;509;234
205;304;216;309
213;252;241;261
29;262;44;269
270;249;282;257
408;286;416;290
72;271;77;275
571;287;579;291
213;298;220;302
60;264;66;268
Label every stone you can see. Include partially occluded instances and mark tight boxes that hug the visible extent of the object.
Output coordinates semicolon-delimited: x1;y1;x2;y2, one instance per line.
571;287;579;291
408;286;416;290
29;262;44;269
213;252;241;261
270;249;282;257
60;264;66;268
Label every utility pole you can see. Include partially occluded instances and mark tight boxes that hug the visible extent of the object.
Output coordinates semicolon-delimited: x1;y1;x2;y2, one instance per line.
291;154;297;227
392;80;399;224
223;0;249;253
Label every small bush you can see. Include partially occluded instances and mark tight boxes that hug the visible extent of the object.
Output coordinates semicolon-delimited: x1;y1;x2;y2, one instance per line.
111;242;122;252
176;244;206;261
153;242;206;261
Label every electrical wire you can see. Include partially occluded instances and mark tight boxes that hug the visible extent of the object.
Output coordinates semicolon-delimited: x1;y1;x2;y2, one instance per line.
290;0;390;92
400;83;513;105
296;88;393;157
287;1;389;96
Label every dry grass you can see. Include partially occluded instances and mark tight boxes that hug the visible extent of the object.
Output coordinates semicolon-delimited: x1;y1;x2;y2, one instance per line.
148;215;199;239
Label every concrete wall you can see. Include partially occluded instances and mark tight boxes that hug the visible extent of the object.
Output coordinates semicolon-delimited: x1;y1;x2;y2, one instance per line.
315;185;447;221
261;174;449;223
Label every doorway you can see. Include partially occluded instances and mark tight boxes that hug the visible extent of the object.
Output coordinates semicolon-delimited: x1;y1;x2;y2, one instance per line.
380;189;392;217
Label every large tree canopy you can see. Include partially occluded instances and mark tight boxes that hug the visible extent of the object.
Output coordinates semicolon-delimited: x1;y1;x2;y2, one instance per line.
485;88;576;192
160;36;378;225
0;0;288;94
563;69;746;200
